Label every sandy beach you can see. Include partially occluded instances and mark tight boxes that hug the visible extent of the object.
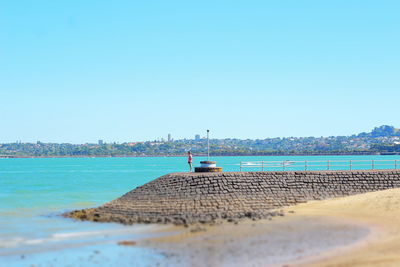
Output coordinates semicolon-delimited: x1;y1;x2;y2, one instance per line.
138;188;400;266
283;188;400;266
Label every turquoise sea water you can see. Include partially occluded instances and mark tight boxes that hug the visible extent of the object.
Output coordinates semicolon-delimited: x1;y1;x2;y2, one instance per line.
1;155;399;266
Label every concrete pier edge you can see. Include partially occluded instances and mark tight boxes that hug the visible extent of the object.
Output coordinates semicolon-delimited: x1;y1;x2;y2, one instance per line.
65;169;400;225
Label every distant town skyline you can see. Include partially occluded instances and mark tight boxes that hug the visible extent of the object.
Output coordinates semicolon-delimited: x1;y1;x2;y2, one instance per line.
4;125;399;145
1;1;399;143
2;125;400;157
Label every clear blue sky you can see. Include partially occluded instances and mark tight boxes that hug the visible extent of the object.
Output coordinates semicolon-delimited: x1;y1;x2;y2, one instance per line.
1;0;399;143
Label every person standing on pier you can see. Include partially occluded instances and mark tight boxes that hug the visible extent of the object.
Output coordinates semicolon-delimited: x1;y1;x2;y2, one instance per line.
188;151;193;172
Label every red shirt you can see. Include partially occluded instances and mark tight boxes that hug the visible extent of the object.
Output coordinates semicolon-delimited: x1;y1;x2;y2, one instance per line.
188;154;193;163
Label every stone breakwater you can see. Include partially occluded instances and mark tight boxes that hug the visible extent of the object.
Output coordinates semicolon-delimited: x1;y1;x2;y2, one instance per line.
65;170;400;225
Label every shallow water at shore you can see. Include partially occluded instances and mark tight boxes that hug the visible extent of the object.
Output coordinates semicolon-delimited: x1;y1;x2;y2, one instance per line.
1;216;369;267
0;156;397;266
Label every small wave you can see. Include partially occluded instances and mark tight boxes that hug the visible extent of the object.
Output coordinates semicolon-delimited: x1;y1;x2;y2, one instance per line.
0;224;162;249
0;237;25;248
25;238;46;245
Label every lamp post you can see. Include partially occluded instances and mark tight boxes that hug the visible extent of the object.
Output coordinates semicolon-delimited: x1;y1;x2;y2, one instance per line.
194;129;222;172
207;129;210;161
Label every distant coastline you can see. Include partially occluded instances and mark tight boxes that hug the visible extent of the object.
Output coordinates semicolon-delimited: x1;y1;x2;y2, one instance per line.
0;152;390;159
1;125;399;158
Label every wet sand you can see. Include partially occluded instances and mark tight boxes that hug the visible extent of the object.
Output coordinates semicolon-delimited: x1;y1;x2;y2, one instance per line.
282;188;400;266
141;215;368;267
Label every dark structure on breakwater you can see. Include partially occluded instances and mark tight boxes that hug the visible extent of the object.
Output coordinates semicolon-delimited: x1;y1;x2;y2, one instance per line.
66;170;400;225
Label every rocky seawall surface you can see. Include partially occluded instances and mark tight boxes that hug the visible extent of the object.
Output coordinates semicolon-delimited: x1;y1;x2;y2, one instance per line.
65;170;400;225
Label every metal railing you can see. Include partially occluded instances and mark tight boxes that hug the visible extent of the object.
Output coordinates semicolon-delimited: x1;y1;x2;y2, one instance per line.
239;160;399;172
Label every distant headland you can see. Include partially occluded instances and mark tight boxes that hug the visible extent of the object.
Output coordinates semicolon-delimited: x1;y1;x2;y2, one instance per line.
1;125;400;158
